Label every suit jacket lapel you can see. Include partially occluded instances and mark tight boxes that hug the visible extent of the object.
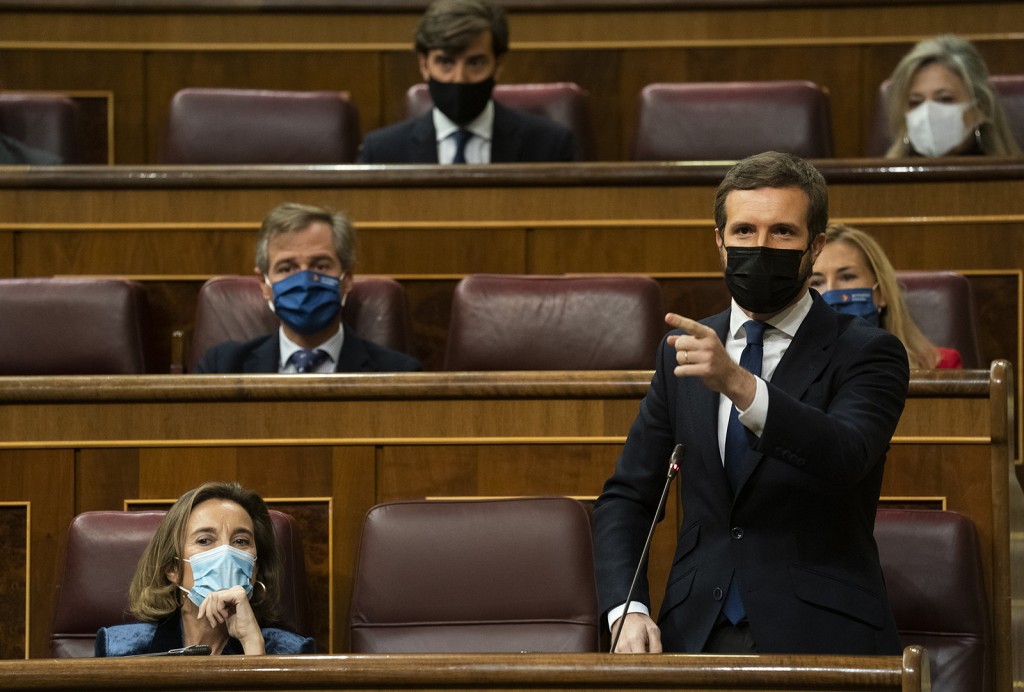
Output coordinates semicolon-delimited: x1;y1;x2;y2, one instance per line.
734;295;837;493
410;114;440;163
245;334;281;373
335;326;372;372
490;102;520;163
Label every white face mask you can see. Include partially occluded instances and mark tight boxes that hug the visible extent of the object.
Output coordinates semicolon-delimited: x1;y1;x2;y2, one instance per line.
904;100;974;157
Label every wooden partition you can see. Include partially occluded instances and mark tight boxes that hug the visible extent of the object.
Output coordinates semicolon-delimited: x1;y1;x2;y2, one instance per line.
1;160;1021;442
0;649;928;691
0;364;1016;689
1;0;1023;161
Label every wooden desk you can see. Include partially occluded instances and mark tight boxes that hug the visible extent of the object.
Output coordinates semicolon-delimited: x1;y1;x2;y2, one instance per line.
1;0;1022;161
1;160;1021;441
0;649;928;691
0;364;1016;688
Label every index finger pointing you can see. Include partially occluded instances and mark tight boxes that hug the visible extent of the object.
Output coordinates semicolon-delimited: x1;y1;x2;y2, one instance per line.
665;313;714;338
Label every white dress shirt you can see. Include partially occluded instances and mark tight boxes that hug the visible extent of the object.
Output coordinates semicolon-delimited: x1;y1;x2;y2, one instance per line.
277;324;344;374
432;101;495;164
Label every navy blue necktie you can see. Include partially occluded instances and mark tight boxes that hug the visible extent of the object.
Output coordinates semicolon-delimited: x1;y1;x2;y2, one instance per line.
452;129;471;164
721;319;767;624
290;348;328;373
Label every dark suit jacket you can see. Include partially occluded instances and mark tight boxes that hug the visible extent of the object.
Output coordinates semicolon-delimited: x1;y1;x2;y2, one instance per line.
194;325;421;374
95;616;315;656
593;294;909;655
357;102;577;163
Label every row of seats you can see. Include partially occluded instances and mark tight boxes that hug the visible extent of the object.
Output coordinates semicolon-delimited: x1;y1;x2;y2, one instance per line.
51;498;989;691
0;272;984;375
7;77;1023;163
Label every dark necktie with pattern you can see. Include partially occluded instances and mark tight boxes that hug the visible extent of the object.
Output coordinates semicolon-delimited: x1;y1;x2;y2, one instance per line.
452;129;471;164
290;348;329;373
721;319;767;624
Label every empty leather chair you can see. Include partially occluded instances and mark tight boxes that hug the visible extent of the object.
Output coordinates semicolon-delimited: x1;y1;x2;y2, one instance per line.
0;278;147;375
0;93;82;163
897;270;983;368
187;275;414;372
444;274;664;370
349;497;599;653
405;82;595;160
631;81;834;161
875;508;989;692
160;88;360;164
866;75;1024;156
51;509;312;657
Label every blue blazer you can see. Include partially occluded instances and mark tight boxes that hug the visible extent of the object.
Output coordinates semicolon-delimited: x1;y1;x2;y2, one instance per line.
194;324;421;374
358;102;577;163
95;615;316;656
593;293;909;654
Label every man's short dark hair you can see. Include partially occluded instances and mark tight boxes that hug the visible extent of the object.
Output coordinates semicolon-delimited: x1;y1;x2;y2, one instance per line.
414;0;509;58
713;151;829;241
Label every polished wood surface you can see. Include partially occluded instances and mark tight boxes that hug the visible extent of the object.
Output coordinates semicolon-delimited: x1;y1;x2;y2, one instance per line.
1;0;1022;161
0;365;1016;689
0;649;927;691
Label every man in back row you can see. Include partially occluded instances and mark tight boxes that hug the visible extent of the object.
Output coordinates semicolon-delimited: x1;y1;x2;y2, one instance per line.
358;0;577;164
195;203;421;374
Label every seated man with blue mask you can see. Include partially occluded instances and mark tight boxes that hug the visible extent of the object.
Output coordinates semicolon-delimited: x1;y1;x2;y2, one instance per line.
194;202;421;374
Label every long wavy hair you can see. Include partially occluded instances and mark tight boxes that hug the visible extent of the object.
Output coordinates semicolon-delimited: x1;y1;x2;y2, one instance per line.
885;34;1021;157
822;225;940;368
128;482;281;624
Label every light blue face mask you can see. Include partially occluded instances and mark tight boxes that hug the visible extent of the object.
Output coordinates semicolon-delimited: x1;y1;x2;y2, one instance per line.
179;544;256;608
821;287;879;327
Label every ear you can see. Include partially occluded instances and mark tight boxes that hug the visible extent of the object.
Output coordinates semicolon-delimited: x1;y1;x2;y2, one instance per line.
714;227;724;250
340;272;354;300
257;268;273;302
166;558;180;586
493;55;505;81
810;232;826;263
874;286;888;309
418;53;432;82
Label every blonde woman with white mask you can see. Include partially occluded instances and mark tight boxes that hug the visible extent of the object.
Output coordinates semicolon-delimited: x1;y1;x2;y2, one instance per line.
885;34;1021;158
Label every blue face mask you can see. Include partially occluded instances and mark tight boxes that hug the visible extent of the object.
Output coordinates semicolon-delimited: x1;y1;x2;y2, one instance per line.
179;544;256;608
821;287;879;327
269;270;342;335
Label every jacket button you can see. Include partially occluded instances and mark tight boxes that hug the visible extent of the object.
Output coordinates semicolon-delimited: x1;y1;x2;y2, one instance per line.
713;587;724;600
731;527;744;539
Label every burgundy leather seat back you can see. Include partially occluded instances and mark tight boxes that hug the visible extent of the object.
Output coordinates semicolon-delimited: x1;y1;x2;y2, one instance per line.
160;88;361;164
0;278;147;375
188;275;414;372
866;75;1024;156
631;81;834;161
51;509;312;658
875;509;989;692
443;274;664;371
405;82;594;160
349;497;599;653
897;270;983;368
0;93;82;163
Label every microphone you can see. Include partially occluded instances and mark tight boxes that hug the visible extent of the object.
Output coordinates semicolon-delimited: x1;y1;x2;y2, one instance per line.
136;644;212;657
609;443;682;653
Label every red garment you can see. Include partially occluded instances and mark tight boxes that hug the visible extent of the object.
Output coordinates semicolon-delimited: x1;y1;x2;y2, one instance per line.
936;347;963;369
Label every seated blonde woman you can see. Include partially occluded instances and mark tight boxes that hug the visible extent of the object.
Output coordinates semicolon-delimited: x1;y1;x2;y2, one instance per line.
95;481;315;656
810;224;962;369
885;34;1021;158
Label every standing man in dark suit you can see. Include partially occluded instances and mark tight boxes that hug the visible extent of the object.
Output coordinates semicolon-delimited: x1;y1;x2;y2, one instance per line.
594;152;909;655
195;202;421;374
357;0;577;164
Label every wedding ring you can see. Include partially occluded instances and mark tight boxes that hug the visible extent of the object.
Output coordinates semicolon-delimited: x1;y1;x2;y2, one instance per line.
682;350;689;363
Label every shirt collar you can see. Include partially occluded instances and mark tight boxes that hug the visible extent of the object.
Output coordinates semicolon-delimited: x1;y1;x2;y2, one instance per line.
277;323;345;370
728;290;813;340
432;99;495;143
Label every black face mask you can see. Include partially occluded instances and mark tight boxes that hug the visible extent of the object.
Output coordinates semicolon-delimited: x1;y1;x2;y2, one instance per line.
723;245;811;315
428;76;495;126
